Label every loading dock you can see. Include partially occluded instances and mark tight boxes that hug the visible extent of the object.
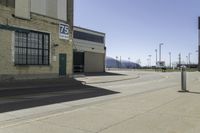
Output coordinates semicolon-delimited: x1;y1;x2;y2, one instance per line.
73;52;84;73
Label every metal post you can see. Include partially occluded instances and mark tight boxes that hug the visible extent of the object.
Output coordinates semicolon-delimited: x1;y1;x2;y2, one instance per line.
179;66;188;92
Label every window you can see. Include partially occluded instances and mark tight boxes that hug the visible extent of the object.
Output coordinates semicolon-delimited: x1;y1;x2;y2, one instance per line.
74;31;104;43
0;0;15;8
15;31;50;65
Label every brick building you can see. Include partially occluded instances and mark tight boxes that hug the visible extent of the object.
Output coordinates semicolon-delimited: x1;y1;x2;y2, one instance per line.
0;0;74;80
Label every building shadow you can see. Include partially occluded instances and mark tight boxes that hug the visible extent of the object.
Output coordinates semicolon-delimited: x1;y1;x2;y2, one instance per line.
0;78;119;113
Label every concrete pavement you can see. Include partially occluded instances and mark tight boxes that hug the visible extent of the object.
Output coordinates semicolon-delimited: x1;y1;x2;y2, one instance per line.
0;71;200;133
74;71;140;84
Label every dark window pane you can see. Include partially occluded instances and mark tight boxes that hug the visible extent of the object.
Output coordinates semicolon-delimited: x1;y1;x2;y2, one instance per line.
15;31;50;65
74;31;104;43
0;0;14;7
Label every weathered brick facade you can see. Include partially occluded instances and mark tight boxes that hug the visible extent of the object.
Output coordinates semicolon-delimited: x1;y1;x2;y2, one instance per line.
0;4;73;80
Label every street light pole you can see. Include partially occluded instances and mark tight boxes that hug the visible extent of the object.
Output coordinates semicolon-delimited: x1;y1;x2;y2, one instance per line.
169;52;171;68
188;53;192;64
128;57;130;68
120;56;122;68
159;43;164;62
147;58;150;67
196;50;199;64
116;56;118;68
179;53;181;65
186;56;188;64
148;55;152;67
155;49;157;66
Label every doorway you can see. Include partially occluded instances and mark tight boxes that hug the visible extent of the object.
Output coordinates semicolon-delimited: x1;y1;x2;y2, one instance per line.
59;54;67;76
73;52;84;73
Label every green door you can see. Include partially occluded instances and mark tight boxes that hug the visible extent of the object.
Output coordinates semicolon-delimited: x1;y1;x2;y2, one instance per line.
59;54;67;76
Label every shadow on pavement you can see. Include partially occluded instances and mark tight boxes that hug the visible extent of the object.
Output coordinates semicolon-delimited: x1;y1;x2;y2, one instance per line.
0;78;119;113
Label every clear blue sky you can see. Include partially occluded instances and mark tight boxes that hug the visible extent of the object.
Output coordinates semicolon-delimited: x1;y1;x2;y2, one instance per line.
74;0;200;66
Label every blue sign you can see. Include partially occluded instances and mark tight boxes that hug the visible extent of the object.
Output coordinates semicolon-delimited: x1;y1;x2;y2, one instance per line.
59;23;69;40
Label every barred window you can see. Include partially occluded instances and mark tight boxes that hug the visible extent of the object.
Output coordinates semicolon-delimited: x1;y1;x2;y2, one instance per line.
15;31;50;65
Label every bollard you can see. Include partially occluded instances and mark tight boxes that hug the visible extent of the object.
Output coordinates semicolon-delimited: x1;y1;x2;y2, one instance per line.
179;66;189;92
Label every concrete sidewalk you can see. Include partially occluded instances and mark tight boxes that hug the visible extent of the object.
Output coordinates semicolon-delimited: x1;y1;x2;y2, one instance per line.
0;71;200;133
74;71;140;84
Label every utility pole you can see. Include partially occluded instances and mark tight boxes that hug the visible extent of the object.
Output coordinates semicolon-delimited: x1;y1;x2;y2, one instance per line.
155;49;158;66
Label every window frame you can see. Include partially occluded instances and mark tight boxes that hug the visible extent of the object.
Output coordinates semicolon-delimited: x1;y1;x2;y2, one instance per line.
14;30;50;66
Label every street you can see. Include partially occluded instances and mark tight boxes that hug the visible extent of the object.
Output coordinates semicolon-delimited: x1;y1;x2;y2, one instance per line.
0;70;200;133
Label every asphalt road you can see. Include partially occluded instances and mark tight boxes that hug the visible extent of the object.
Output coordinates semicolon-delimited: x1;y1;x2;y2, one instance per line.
0;78;118;113
81;71;181;97
1;70;200;133
0;71;181;113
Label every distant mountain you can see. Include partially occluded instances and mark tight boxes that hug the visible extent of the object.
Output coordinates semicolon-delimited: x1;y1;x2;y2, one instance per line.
106;57;141;68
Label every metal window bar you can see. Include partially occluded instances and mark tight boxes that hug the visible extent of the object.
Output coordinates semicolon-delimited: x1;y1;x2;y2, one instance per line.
15;31;50;65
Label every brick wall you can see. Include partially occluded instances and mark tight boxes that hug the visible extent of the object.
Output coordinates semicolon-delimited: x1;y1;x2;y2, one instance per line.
0;5;73;80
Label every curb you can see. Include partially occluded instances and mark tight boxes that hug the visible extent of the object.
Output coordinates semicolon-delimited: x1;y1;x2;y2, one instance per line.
82;75;140;85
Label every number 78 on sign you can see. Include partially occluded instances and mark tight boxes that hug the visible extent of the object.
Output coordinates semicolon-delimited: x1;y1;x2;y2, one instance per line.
59;23;69;40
